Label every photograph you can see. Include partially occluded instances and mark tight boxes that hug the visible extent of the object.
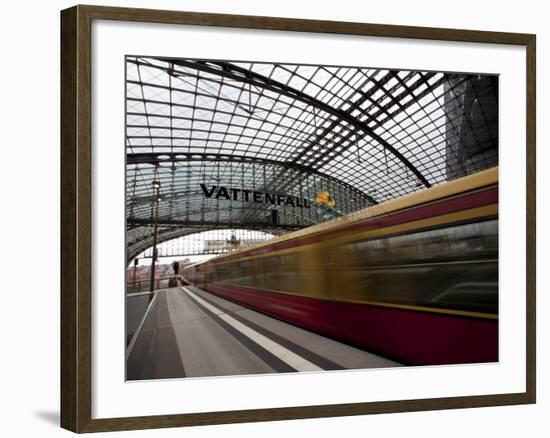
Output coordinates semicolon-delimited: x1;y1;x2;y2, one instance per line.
125;56;499;381
1;0;542;435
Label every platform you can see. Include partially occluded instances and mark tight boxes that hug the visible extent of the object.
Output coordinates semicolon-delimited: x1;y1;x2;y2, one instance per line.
126;286;401;380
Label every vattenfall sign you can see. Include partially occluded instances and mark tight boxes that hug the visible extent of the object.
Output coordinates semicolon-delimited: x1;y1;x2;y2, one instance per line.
200;184;312;208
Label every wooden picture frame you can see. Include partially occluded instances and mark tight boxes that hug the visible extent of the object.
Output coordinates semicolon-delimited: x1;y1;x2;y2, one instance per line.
60;4;536;433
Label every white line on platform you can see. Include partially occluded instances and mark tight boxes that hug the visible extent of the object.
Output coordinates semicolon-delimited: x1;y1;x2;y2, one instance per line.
181;287;323;373
126;292;158;361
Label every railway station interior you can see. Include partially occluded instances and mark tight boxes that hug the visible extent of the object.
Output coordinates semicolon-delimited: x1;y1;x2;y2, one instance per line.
125;57;499;380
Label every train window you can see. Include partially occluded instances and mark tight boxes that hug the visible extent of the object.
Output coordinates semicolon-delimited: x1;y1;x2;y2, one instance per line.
332;219;498;314
351;219;498;265
261;253;304;293
196;219;498;315
218;252;306;294
204;250;307;294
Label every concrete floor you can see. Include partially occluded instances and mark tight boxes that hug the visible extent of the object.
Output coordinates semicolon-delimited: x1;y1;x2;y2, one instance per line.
126;286;401;380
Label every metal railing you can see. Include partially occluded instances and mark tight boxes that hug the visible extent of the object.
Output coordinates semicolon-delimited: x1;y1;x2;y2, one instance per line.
127;275;182;293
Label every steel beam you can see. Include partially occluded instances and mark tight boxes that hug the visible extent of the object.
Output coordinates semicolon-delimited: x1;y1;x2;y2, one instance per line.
126;152;378;205
158;58;432;188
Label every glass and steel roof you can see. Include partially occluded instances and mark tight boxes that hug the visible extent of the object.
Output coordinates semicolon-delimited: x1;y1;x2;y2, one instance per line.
126;56;498;261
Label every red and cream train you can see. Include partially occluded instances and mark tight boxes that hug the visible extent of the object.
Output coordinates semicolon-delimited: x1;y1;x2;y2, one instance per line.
183;167;498;366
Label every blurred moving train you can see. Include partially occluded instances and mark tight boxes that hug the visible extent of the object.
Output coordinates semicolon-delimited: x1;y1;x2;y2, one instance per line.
183;167;498;366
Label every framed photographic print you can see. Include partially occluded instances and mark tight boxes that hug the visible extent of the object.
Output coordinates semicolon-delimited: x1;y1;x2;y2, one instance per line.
60;4;536;433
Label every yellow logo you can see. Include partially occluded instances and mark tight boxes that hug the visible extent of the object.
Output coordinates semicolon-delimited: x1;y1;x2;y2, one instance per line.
315;191;335;207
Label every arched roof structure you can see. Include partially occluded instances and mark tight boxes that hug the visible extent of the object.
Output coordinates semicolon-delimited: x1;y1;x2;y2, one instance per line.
126;56;498;261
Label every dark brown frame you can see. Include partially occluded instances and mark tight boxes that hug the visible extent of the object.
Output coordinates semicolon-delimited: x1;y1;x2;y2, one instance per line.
60;4;536;433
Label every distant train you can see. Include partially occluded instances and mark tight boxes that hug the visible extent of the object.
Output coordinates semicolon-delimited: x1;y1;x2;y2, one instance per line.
183;167;498;366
